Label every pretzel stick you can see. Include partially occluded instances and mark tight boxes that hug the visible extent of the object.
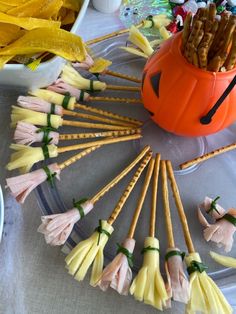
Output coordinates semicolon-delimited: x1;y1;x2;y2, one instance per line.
59;129;141;141
209;12;230;58
105;70;141;83
57;134;141;153
86;29;130;46
90;146;151;204
179;142;236;170
106;85;141;92
184;21;203;63
74;103;142;126
63;120;128;130
207;55;222;72
62;109;135;128
166;160;195;253
161;160;175;248
127;158;155;238
192;29;204;67
108;155;153;225
182;12;192;52
224;30;236;70
86;23;143;46
90;96;142;104
149;154;161;237
198;33;213;69
59;146;100;170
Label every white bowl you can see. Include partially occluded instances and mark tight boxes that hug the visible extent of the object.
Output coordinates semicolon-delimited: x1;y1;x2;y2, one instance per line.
0;186;3;242
0;0;89;90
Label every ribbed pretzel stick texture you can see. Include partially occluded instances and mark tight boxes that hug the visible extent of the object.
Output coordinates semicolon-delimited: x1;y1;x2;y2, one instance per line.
182;5;236;72
107;154;153;225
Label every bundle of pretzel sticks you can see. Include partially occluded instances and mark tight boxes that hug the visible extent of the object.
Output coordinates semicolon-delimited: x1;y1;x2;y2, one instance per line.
182;4;236;72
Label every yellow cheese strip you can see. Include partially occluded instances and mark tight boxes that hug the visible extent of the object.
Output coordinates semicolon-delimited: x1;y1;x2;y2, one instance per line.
63;0;81;11
0;27;86;68
7;0;62;18
0;12;61;30
89;58;112;73
210;251;236;268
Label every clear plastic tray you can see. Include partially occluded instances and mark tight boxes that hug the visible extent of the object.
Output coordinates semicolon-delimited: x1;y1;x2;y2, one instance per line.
34;34;236;293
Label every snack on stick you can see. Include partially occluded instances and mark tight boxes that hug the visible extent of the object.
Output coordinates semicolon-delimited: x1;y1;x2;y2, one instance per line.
166;161;232;314
161;160;190;304
37;147;151;245
184;21;203;63
96;159;155;295
130;155;169;311
65;152;151;286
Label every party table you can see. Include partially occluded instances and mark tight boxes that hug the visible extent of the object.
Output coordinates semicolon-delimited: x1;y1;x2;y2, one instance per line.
0;4;235;314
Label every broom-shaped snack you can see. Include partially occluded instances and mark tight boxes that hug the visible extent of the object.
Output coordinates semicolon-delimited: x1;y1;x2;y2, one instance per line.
6;134;141;173
65;152;152;286
120;25;154;59
6;145;100;204
130;154;169;311
47;79;142;104
37;146;151;245
29;89;142;127
179;141;236;170
17;96;136;128
61;63;141;92
96;158;155;295
166;160;233;314
160;160;190;304
198;197;236;252
11;106;133;131
14;121;140;146
73;55;141;83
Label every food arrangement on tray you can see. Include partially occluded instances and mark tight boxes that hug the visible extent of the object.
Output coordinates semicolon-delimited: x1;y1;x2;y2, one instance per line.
2;0;236;313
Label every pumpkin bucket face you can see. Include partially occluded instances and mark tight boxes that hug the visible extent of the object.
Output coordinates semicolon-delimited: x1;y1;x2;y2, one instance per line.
141;32;236;137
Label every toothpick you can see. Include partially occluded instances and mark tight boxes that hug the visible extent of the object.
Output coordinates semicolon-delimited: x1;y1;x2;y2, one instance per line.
90;146;151;204
57;134;141;153
107;154;153;225
150;154;161;238
128;158;155;238
160;160;175;248
166;161;195;253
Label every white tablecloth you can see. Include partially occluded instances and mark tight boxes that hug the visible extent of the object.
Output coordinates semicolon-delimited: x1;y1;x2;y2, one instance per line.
0;5;234;314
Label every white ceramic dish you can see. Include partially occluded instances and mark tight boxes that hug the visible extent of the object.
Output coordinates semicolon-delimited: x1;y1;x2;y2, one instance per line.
0;185;4;242
0;0;89;90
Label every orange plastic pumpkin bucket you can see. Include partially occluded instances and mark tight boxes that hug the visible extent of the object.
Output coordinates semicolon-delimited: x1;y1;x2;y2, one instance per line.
141;32;236;137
